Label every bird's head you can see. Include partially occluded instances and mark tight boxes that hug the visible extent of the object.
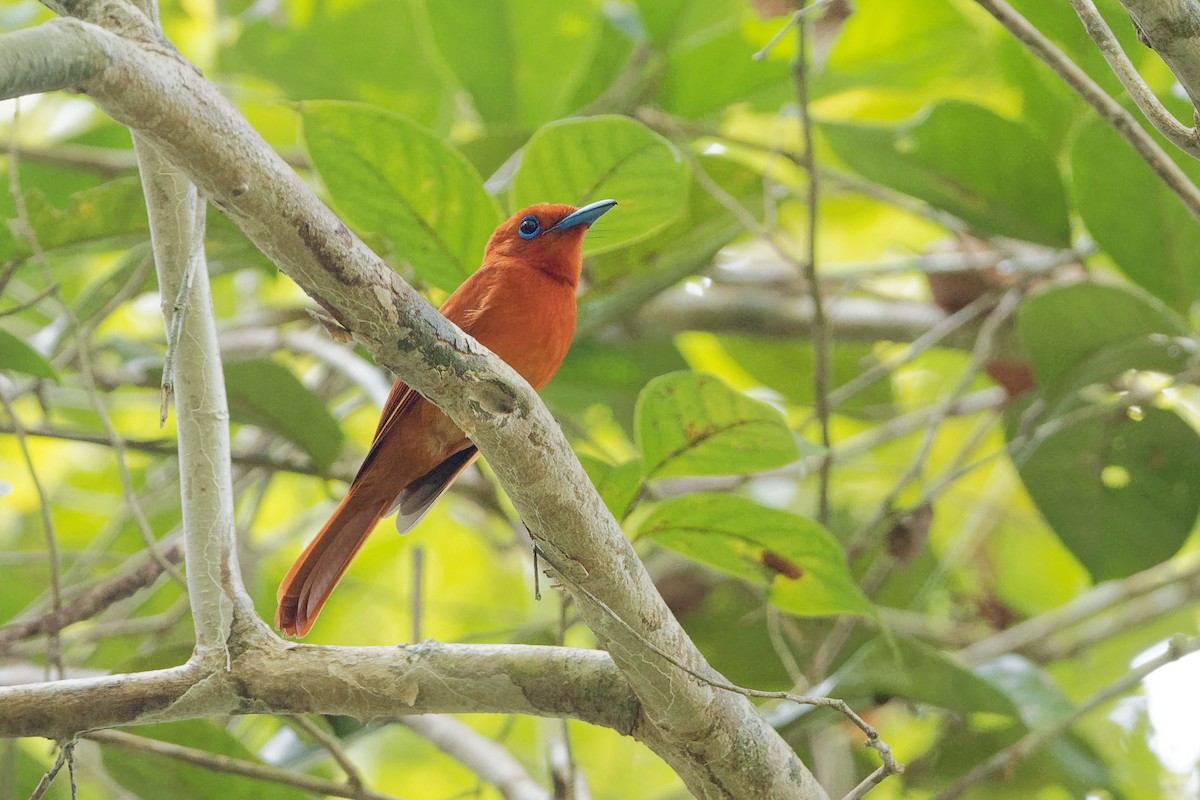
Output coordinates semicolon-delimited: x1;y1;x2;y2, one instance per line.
483;199;616;285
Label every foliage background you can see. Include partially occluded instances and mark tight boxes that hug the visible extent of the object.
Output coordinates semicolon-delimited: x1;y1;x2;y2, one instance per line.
1;0;1198;798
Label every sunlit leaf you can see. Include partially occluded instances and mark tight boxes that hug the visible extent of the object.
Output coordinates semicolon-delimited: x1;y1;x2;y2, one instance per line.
0;328;57;380
638;493;874;618
511;116;691;254
635;371;811;479
303;100;502;291
425;0;605;129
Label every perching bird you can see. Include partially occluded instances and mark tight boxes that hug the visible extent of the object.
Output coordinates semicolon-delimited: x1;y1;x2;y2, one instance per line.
276;199;616;637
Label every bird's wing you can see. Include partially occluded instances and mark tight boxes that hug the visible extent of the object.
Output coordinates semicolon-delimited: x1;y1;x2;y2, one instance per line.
387;444;481;534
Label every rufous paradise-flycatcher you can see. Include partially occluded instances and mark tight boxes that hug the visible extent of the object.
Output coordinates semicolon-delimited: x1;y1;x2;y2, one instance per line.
276;199;616;637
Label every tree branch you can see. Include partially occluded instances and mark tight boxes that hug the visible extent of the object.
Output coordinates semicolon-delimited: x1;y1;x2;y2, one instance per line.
972;0;1200;219
0;642;638;739
1117;0;1200;110
1069;0;1200;157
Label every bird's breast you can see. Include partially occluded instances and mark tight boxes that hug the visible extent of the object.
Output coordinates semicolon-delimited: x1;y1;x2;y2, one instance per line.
465;267;577;391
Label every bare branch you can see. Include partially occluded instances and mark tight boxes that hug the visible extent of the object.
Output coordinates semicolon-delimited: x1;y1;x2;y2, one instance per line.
1069;0;1200;157
972;0;1200;219
0;642;638;740
1118;0;1200;110
87;731;399;800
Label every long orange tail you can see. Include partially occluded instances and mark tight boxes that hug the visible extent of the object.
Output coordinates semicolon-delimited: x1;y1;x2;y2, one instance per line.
275;487;390;637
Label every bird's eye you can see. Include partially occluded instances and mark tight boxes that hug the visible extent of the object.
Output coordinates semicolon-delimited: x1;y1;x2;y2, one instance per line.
518;216;540;240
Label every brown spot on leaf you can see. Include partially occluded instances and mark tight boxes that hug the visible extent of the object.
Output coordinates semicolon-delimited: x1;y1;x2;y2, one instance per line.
761;550;802;580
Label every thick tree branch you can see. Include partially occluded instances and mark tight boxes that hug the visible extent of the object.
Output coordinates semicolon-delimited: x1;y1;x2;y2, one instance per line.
0;643;637;740
134;133;254;654
0;12;830;798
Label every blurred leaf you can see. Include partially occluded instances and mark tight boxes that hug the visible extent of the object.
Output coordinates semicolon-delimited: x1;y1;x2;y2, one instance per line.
579;454;644;520
638;0;791;118
101;721;310;800
1071;119;1200;309
425;0;604;129
224;359;344;469
1017;282;1190;392
1013;405;1200;581
0;328;57;380
72;243;154;324
635;371;810;479
638;493;874;618
0;177;147;261
511;116;690;254
822;102;1072;246
222;0;451;127
303;100;502;291
829;635;1016;715
721;337;893;415
584;153;760;297
546;337;689;429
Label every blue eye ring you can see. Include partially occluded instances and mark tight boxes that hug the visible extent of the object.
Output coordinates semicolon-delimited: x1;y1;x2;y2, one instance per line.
518;216;540;240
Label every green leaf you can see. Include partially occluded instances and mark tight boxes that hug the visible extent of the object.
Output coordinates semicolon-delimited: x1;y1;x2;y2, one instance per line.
638;494;874;618
1071;118;1200;309
720;337;893;415
635;371;810;479
1017;283;1190;390
822;101;1072;246
222;0;452;128
302;100;502;291
579;455;644;520
510;116;691;254
829;635;1016;716
0;328;57;380
0;177;148;261
102;720;310;800
425;0;604;130
637;0;791;118
224;359;344;470
72;243;155;324
1014;405;1200;581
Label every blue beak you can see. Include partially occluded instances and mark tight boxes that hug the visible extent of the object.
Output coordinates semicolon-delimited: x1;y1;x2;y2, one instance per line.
549;199;617;232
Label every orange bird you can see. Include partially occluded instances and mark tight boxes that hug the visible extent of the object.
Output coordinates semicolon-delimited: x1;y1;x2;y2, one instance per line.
276;199;616;637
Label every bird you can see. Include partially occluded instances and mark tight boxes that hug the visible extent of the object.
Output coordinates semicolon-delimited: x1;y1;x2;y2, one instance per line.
276;199;617;637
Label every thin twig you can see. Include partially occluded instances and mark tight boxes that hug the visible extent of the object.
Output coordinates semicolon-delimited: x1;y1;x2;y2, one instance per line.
0;537;182;651
934;635;1200;800
285;716;364;788
6;103;65;681
1068;0;1200;157
752;0;838;61
0;281;59;317
86;731;401;800
26;739;75;800
793;1;834;526
972;0;1200;219
0;423;353;482
159;254;197;426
